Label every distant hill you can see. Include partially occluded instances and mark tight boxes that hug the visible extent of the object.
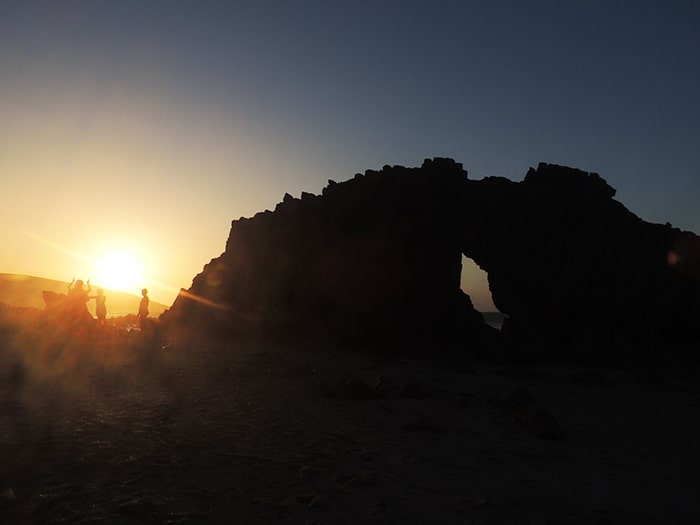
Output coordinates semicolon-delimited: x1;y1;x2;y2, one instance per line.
0;274;168;318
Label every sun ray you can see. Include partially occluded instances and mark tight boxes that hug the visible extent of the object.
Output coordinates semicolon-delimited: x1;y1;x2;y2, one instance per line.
23;230;96;265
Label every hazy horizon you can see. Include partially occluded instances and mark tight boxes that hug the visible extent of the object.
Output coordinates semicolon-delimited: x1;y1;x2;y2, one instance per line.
0;272;169;317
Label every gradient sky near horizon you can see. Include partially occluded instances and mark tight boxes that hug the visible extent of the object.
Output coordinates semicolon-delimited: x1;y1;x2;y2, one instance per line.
1;1;698;309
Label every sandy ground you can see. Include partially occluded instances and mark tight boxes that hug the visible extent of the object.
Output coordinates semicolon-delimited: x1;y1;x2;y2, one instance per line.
1;331;699;524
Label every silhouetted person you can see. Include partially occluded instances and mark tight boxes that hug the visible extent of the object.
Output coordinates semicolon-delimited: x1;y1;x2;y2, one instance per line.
66;277;93;328
67;278;91;312
68;277;90;296
138;288;149;330
91;288;107;327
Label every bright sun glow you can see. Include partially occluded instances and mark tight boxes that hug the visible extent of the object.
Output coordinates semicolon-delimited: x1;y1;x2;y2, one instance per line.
94;251;144;293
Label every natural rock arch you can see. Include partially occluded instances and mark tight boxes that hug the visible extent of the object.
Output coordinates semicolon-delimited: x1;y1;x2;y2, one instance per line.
162;158;700;359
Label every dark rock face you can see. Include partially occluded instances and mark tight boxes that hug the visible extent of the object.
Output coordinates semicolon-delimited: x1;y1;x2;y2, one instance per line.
461;163;700;359
162;158;700;359
41;290;95;338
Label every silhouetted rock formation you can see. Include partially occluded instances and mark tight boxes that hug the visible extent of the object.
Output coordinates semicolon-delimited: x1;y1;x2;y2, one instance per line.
162;159;700;360
41;289;95;340
462;163;700;361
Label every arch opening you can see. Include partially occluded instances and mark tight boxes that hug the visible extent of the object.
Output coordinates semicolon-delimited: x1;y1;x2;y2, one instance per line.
460;255;505;330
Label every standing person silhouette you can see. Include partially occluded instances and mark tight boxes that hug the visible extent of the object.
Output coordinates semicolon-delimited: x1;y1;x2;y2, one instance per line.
138;288;149;330
92;288;107;327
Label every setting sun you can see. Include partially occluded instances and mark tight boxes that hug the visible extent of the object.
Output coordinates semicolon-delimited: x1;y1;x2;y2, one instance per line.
94;251;144;294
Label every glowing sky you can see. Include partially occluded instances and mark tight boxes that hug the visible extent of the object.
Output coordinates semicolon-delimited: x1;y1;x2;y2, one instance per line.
1;1;698;309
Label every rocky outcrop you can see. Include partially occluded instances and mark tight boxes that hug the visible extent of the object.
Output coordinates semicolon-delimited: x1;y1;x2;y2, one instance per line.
41;289;95;335
162;159;700;360
459;163;700;360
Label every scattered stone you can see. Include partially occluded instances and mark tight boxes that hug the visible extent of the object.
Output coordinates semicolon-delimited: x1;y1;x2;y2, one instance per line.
298;466;321;482
634;367;666;386
489;386;564;440
336;373;381;399
317;381;338;398
399;381;435;399
370;375;400;396
401;415;447;433
439;353;475;374
371;499;388;516
496;366;538;380
336;472;375;487
318;373;381;399
285;362;316;378
116;497;157;517
294;494;322;507
0;487;16;507
346;473;376;487
457;392;477;409
514;406;566;441
488;386;536;409
503;386;537;408
571;369;613;386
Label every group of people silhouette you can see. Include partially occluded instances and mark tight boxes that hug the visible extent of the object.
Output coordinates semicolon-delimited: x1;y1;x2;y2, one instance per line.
67;278;149;329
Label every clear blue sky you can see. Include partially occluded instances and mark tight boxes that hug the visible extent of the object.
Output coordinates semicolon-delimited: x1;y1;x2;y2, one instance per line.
1;1;698;308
